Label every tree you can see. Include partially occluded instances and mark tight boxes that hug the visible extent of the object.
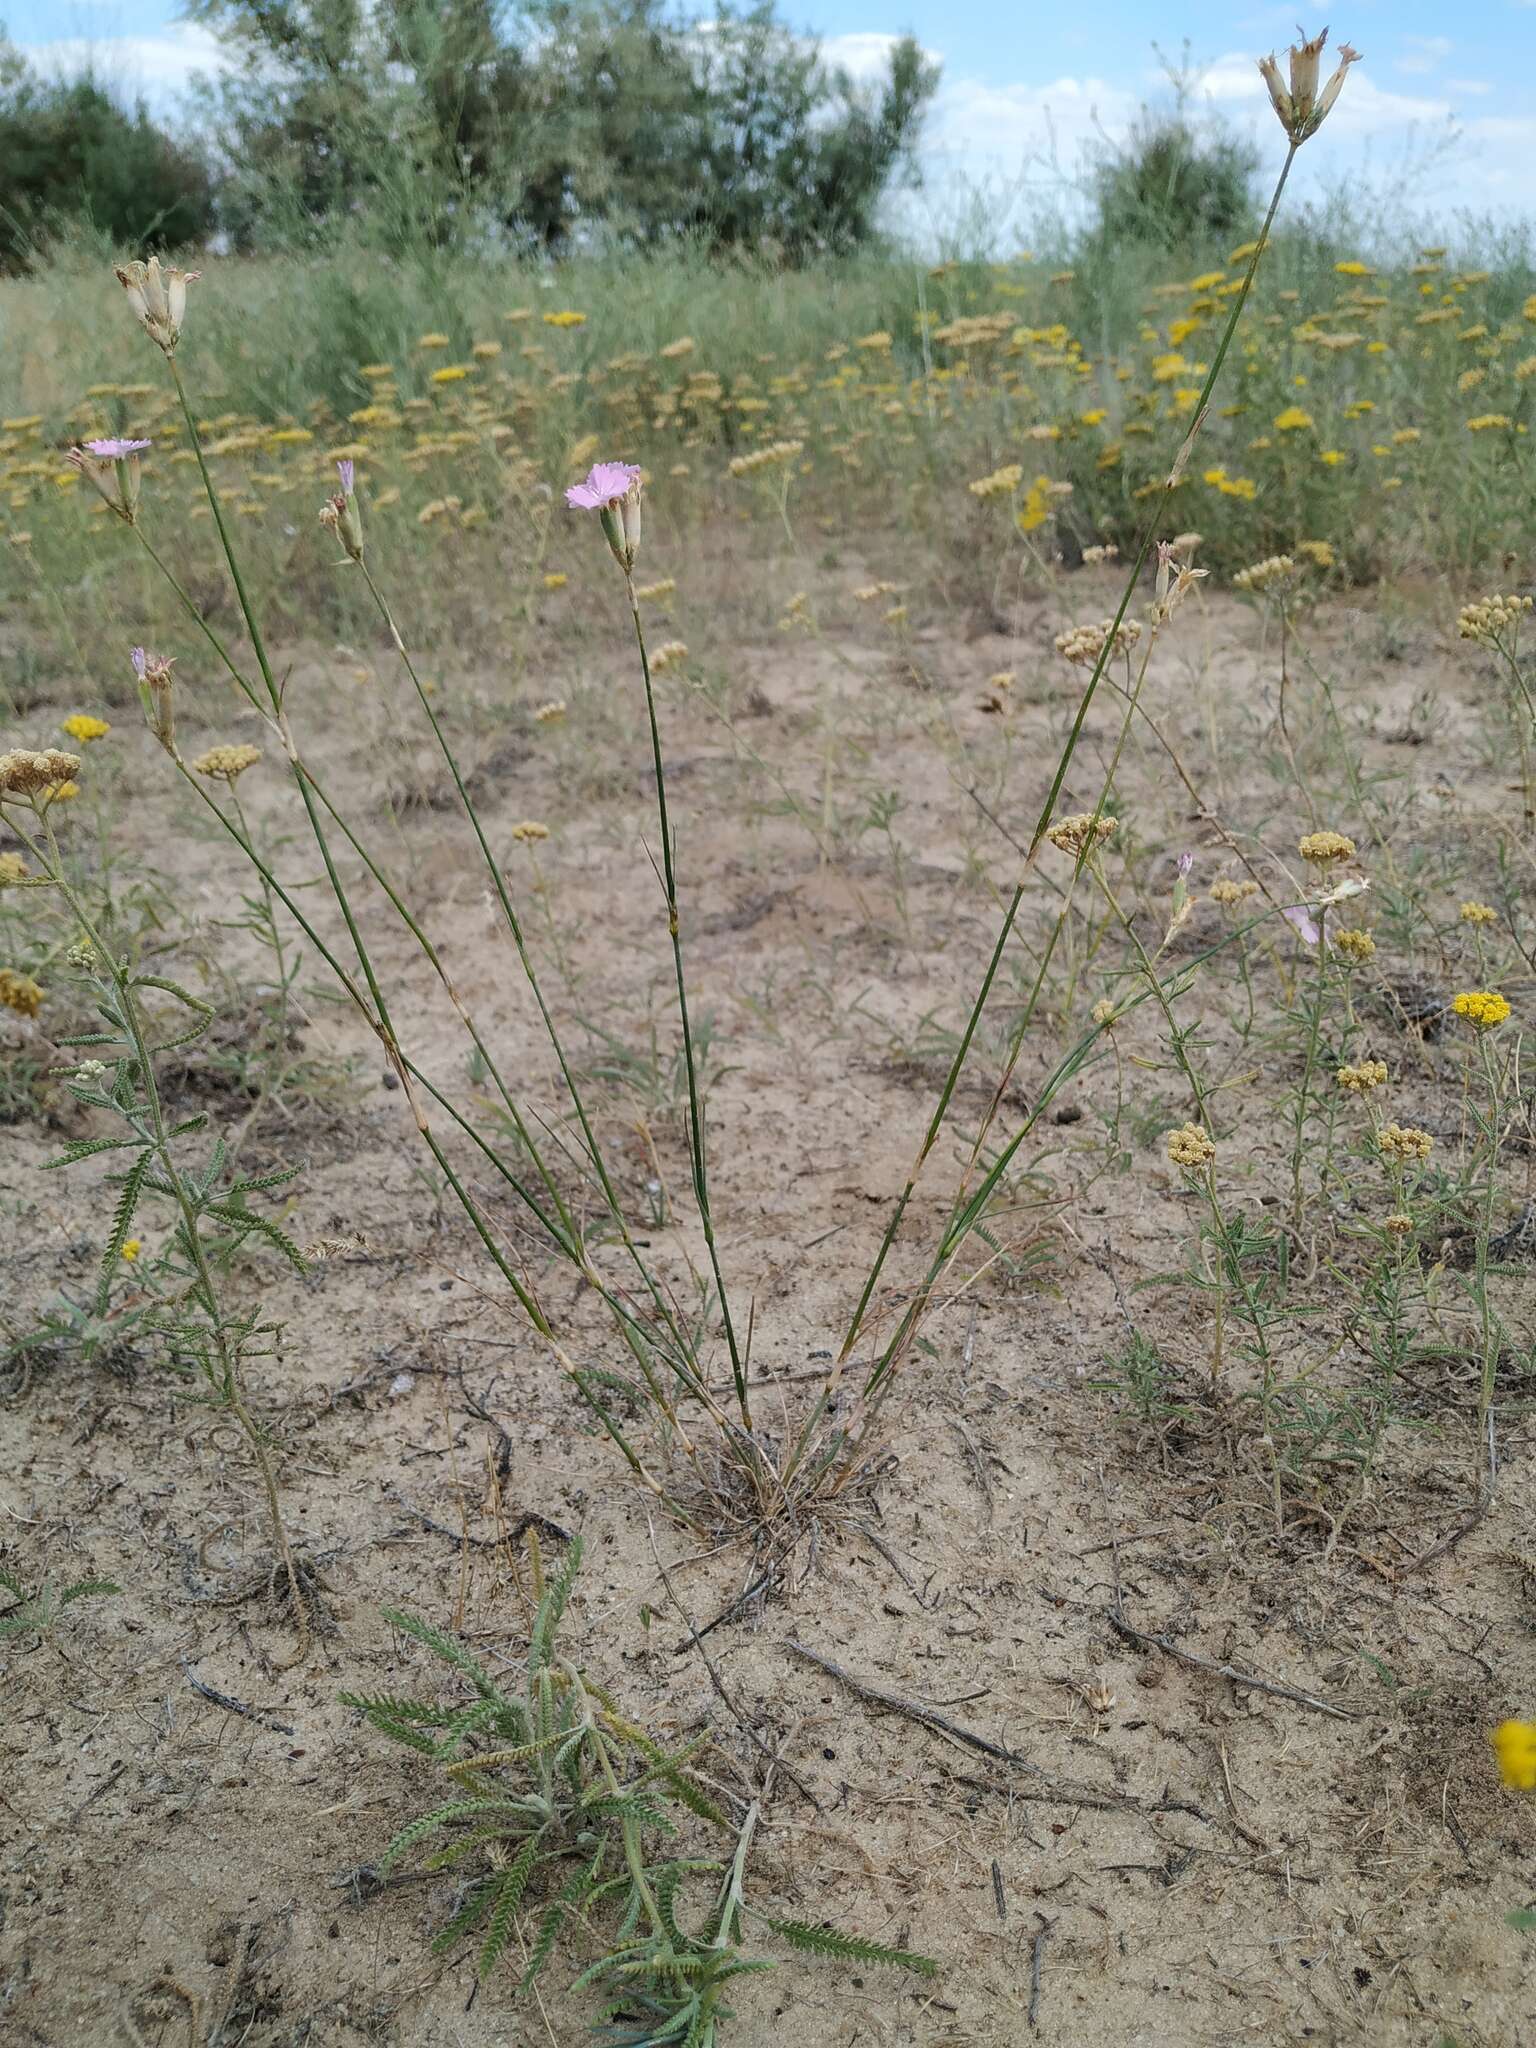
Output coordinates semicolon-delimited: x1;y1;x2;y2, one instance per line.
186;0;937;255
0;42;214;271
1089;110;1259;249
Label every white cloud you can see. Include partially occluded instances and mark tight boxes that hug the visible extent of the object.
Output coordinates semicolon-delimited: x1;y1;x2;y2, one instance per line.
1398;35;1453;76
17;25;228;102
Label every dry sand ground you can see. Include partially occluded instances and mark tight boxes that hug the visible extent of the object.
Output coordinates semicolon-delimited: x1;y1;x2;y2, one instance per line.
4;562;1535;2045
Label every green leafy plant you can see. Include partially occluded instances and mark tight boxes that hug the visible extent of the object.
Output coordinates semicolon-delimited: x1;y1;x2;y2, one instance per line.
345;1535;933;2035
0;1565;119;1644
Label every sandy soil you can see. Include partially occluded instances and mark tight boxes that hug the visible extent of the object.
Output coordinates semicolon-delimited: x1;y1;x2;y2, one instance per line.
4;561;1535;2047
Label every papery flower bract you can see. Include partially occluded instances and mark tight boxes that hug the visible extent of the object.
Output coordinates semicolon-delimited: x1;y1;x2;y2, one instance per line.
1283;906;1321;946
114;256;199;355
1257;28;1361;145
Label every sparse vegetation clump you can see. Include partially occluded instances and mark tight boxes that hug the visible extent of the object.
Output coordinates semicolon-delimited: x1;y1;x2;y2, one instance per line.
6;22;1536;2047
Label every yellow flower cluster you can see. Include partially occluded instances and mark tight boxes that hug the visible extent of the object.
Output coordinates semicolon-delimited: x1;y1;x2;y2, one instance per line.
1457;594;1532;648
1492;1720;1536;1790
1452;989;1511;1030
0;967;44;1016
510;820;550;842
1209;878;1259;906
1336;1059;1388;1092
1298;830;1356;865
1333;928;1376;963
650;641;689;673
192;743;261;782
1378;1122;1434;1165
1459;901;1497;925
1166;1123;1216;1170
61;714;111;743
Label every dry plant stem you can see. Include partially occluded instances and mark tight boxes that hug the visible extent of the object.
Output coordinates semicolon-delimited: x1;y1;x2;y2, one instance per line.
625;569;749;1428
16;804;307;1666
835;141;1300;1376
1290;906;1330;1232
160;361;684;1500
1473;1030;1506;1486
356;558;699;1384
173;760;686;1420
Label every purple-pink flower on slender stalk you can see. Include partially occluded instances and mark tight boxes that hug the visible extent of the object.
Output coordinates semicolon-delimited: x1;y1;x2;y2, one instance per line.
566;459;643;571
130;647;148;681
69;437;150;522
1283;905;1320;946
83;437;151;460
320;459;364;562
565;460;642;510
1177;851;1194;879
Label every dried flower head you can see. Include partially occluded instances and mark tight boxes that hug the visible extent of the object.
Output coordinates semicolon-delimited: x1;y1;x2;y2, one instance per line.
1298;830;1357;866
1091;998;1118;1028
1054;618;1143;667
1209;877;1259;906
1047;812;1118;857
1232;554;1297;594
1383;1213;1415;1237
1333;927;1376;963
1378;1122;1434;1165
1166;1122;1216;1170
650;641;689;673
1459;900;1498;926
192;744;262;783
1336;1058;1388;1093
1457;594;1531;649
1257;28;1361;145
968;464;1024;500
1452;989;1512;1031
728;441;804;478
0;749;82;799
114;255;199;354
510;820;550;843
0;968;44;1017
532;700;567;724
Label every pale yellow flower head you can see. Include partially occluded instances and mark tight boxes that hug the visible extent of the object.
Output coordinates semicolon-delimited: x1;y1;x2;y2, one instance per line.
1166;1122;1216;1171
192;744;262;783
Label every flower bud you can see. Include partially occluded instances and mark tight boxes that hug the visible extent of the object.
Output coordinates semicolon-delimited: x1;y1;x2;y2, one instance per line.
321;458;365;562
132;645;177;755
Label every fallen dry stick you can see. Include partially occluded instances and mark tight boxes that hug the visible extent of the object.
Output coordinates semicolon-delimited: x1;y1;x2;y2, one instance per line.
1106;1610;1357;1720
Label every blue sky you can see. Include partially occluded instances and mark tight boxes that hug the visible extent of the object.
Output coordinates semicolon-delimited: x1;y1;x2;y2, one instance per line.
8;1;1536;233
